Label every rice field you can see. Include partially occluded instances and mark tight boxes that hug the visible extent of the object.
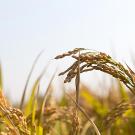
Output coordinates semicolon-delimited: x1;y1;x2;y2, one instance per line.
0;48;135;135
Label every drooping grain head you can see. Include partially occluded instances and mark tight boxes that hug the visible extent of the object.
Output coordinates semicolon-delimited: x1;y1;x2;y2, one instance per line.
55;48;135;95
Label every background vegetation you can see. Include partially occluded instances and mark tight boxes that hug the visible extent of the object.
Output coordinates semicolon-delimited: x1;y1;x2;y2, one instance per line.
0;48;135;135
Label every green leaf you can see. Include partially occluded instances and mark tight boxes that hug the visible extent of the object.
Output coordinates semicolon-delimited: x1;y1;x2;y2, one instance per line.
24;65;47;116
37;72;56;134
25;79;39;116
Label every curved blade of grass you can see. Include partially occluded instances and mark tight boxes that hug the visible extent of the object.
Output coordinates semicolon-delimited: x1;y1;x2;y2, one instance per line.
30;84;40;135
24;78;39;116
24;64;48;116
65;92;101;135
0;63;3;91
37;71;56;135
32;84;40;124
20;50;44;109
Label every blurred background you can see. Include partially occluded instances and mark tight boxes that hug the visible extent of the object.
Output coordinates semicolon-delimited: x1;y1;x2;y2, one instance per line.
0;0;135;102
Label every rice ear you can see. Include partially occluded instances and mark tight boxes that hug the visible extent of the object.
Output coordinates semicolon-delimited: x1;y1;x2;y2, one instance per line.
55;48;135;95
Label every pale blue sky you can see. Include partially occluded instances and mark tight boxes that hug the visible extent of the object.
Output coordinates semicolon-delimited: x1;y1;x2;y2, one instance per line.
0;0;135;102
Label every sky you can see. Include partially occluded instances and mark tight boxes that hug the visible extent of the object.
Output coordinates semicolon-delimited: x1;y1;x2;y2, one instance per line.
0;0;135;102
